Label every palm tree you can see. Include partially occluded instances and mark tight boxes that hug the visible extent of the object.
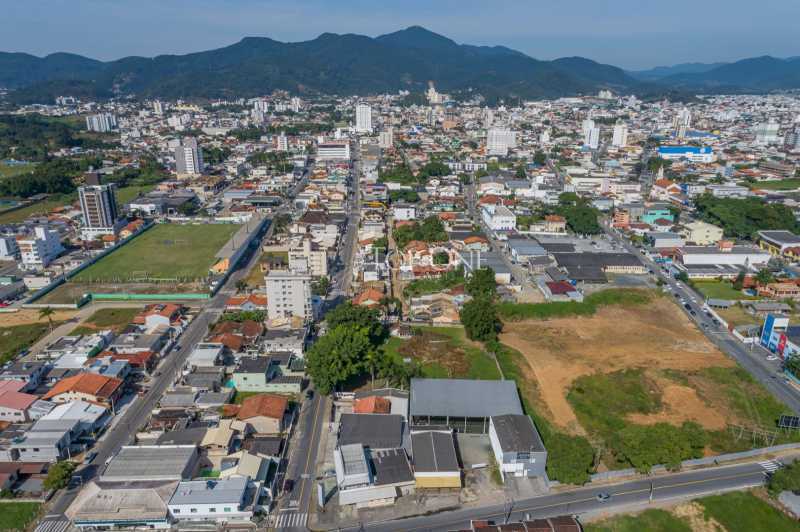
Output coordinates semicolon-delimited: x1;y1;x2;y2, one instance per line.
365;350;378;390
38;306;56;331
755;268;775;287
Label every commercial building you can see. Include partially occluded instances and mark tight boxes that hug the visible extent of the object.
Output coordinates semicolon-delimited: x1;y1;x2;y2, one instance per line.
676;243;771;268
79;178;122;240
265;270;313;321
288;238;328;277
101;445;199;482
760;314;800;360
489;414;547;481
317;141;351;161
409;379;523;433
355;103;373;133
481;204;517;232
657;145;716;163
758;230;800;257
175;137;204;176
168;476;258;523
410;429;461;488
68;480;177;530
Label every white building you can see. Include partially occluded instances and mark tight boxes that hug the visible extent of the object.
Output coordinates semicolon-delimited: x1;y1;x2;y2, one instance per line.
611;122;628;148
276;132;289;151
584;127;600;149
266;270;313;321
355;103;373;133
677;244;770;268
175;137;204;176
392;204;416;221
481;204;517;232
291;96;302;113
287;238;328;277
378;128;394;149
168;477;256;523
487;128;516;156
317;141;350;161
17;227;63;269
754;120;780;146
85;113;117;133
152;100;164;115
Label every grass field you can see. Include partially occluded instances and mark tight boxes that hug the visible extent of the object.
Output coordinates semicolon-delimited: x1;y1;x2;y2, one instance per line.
73;223;240;282
382;326;500;380
116;184;156;205
588;491;800;532
70;307;141;335
0;322;58;365
693;280;758;301
0;501;41;530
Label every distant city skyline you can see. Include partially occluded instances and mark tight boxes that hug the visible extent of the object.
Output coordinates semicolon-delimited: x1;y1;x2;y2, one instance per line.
2;0;799;70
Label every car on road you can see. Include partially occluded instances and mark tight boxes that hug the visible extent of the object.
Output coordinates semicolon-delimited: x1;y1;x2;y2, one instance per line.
767;355;779;361
84;451;98;464
305;390;314;399
690;310;697;316
283;479;295;493
684;303;692;310
596;492;611;501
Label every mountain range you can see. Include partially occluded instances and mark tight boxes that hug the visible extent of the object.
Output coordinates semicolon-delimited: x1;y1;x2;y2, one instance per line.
0;26;798;104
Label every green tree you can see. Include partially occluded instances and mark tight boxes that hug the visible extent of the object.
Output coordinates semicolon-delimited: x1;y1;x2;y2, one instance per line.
312;277;330;296
235;280;247;293
305;325;373;395
38;306;55;331
768;459;800;497
785;356;800;379
533;151;547;166
460;297;501;342
755;268;775;286
43;461;76;491
466;267;497;298
433;252;449;265
515;164;527;179
326;302;384;343
732;271;746;290
558;192;580;206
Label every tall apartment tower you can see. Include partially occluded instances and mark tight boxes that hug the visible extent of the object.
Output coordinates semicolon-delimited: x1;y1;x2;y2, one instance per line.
487;128;517;156
584;127;600;150
175;137;204;176
265;270;313;322
378;128;394;149
78;173;121;239
612;122;628;148
153;100;164;115
355;103;373;133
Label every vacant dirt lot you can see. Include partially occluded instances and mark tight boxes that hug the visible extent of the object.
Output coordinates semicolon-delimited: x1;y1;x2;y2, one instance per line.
0;308;77;326
499;296;734;434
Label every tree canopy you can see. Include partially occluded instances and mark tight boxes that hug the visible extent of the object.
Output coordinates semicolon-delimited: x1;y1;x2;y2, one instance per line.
393;216;448;249
466;267;497;298
305;325;374;395
460;297;501;342
694;194;800;240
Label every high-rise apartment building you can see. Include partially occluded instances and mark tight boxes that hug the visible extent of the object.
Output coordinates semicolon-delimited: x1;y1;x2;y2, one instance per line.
175;137;204;176
355;103;372;133
78;174;121;240
612;122;628;148
378;128;394;149
85;113;117;133
584;127;600;149
487;128;517;156
266;270;313;321
152;100;164;115
755;120;781;145
276;132;289;151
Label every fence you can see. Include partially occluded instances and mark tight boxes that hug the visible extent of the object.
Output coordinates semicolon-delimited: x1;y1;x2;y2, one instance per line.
587;442;800;484
90;293;210;301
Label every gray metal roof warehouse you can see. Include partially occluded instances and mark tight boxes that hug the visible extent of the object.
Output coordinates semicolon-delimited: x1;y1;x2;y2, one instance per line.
409;379;523;419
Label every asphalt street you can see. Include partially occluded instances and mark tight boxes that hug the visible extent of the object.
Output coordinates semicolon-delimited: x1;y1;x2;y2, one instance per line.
336;458;786;531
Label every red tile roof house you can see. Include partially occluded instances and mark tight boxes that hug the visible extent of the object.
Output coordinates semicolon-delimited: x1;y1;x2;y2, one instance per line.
0;380;39;422
225;294;268;311
132;303;186;332
236;394;289;435
42;373;124;412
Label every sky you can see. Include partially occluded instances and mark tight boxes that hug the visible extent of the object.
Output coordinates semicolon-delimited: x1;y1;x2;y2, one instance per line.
2;0;799;70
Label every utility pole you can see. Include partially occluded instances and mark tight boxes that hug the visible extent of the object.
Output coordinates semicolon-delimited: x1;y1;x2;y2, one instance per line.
649;481;654;503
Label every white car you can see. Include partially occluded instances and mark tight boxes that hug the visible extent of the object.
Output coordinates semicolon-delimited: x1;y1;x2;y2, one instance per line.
767;355;779;361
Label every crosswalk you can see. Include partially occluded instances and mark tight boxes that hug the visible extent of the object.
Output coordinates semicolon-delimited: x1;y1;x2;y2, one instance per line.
759;460;782;473
34;517;71;532
274;511;308;529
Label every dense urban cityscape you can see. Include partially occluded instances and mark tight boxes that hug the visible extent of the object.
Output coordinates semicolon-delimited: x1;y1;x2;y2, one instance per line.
1;13;800;532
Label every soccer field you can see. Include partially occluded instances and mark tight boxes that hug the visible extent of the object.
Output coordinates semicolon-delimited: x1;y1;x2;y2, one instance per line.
74;223;240;282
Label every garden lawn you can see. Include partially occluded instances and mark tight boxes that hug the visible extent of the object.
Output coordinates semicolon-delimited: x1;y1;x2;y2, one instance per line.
73;223;240;282
749;178;800;191
693;280;758;301
116;185;156;204
0;501;41;530
0;162;36;178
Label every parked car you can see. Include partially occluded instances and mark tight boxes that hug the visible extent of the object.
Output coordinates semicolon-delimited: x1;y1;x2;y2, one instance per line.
596;492;611;501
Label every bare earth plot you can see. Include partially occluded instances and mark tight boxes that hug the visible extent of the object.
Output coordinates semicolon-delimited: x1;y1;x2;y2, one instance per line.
500;296;735;435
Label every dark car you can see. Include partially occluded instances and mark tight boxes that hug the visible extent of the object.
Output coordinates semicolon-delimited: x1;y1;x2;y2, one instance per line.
283;479;295;493
684;303;692;310
596;492;611;501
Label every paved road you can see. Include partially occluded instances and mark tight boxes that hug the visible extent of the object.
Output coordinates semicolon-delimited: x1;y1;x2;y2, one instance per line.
269;147;361;531
335;458;787;532
603;223;800;415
